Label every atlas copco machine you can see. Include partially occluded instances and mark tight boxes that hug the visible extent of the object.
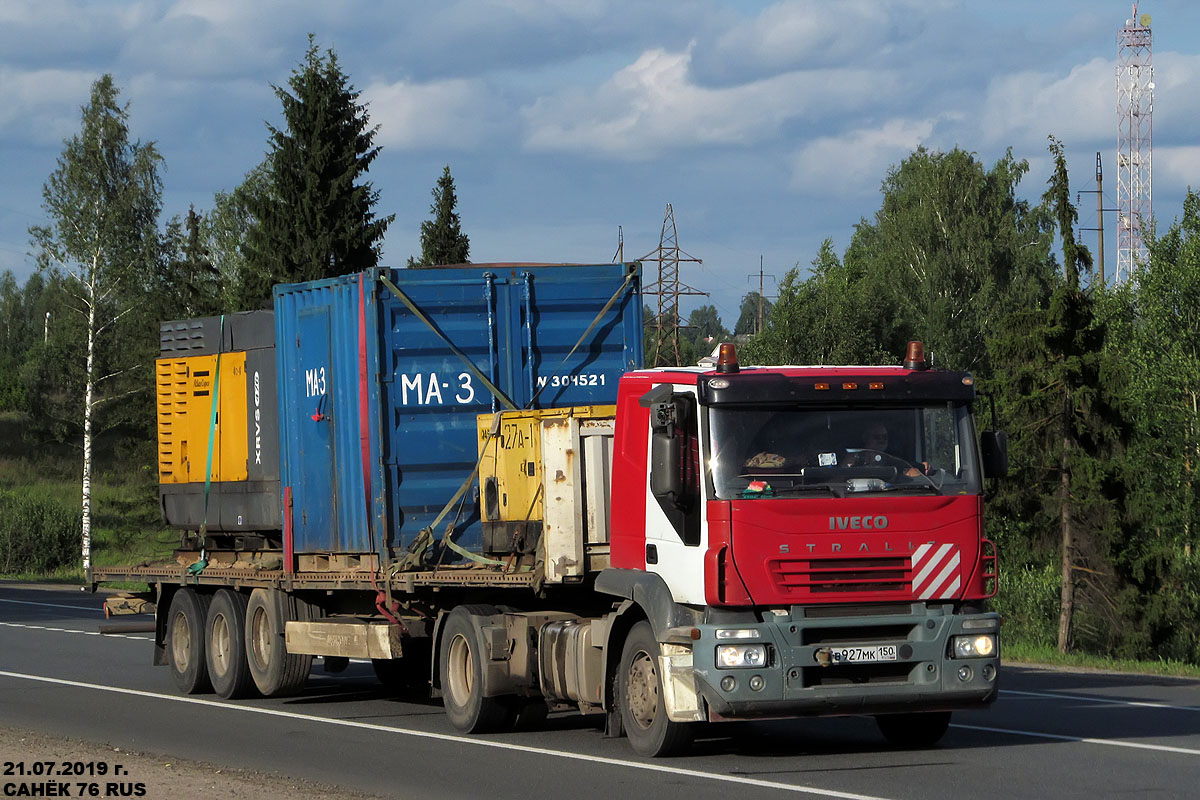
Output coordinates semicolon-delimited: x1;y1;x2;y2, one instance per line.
91;264;1006;757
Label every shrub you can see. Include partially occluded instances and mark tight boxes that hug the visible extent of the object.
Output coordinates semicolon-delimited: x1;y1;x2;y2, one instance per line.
994;561;1060;651
0;488;82;574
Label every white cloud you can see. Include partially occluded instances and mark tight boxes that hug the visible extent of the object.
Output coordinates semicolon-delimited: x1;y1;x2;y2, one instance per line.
521;46;896;159
1154;146;1200;204
789;118;936;197
0;67;95;144
976;57;1112;151
704;0;950;77
364;77;502;150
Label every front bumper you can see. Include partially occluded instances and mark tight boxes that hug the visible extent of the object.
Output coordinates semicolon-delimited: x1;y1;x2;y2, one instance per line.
691;603;999;720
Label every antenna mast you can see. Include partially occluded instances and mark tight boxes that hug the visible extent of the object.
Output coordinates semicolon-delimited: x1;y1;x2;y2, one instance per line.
1116;3;1153;283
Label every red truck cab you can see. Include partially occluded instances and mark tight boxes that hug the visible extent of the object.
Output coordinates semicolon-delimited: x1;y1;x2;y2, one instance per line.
599;343;1003;750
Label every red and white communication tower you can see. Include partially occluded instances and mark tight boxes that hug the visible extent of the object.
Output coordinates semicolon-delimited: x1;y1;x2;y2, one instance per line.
1116;3;1153;283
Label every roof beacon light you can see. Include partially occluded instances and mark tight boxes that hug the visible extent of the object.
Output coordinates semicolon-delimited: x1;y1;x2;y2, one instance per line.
904;341;928;371
716;342;740;374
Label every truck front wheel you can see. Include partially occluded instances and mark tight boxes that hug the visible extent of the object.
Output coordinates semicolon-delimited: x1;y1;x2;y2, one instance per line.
618;621;693;757
167;588;211;694
439;605;514;733
875;711;952;748
205;589;255;699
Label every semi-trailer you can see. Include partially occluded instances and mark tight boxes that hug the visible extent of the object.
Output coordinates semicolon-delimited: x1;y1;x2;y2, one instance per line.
91;261;1006;756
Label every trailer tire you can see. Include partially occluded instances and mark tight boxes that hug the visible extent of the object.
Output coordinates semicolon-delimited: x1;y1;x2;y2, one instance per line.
205;589;256;699
618;621;693;757
246;588;312;697
167;588;212;694
875;711;952;748
439;605;515;733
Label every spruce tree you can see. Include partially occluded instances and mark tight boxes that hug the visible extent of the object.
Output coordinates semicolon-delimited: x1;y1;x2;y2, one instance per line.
409;165;470;267
243;36;393;305
988;137;1125;654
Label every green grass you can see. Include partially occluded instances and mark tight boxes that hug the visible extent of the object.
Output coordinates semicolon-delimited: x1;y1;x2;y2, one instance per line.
0;412;176;584
1003;640;1200;679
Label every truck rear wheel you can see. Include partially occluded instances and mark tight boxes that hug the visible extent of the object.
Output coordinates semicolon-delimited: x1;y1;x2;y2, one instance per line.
205;589;255;699
875;711;952;748
167;588;211;694
618;621;693;757
439;605;515;733
246;588;312;697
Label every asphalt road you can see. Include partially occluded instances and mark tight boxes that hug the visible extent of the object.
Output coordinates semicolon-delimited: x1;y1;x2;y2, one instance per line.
2;583;1198;799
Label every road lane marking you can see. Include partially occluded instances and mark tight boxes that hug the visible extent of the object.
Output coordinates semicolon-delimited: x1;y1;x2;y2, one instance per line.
0;621;151;640
0;597;104;612
0;670;890;800
1001;689;1199;712
951;722;1200;755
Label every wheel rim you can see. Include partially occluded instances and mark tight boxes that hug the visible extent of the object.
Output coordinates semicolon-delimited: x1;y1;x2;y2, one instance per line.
626;648;658;730
211;613;231;677
250;605;270;671
446;633;473;709
170;611;191;673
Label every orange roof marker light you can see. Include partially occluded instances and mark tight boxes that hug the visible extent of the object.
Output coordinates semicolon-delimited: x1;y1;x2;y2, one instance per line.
904;341;929;371
715;342;740;374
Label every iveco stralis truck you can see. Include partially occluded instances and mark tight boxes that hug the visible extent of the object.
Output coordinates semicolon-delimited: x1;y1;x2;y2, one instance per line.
92;265;1005;757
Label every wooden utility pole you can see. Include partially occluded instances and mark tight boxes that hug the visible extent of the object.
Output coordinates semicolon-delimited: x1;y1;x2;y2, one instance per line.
1096;152;1105;285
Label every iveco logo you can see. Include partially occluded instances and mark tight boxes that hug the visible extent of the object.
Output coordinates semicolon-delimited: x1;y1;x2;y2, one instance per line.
829;515;889;530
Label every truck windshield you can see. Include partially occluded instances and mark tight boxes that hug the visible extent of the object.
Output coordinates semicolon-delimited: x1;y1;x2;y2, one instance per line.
707;404;981;499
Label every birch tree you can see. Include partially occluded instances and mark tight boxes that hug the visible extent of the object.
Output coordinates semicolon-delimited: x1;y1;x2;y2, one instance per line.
29;74;162;572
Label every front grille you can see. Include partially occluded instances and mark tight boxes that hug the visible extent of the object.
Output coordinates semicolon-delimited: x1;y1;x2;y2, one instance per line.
802;623;915;646
770;555;910;595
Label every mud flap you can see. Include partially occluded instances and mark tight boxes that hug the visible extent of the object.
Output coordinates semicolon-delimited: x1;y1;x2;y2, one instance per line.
659;644;705;722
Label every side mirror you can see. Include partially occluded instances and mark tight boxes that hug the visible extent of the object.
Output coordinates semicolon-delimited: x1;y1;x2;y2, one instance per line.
980;430;1008;479
650;430;683;502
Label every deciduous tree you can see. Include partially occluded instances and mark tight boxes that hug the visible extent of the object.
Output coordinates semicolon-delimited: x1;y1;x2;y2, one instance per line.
29;74;163;571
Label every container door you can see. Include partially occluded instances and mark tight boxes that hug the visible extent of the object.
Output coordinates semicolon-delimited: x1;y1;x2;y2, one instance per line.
293;307;337;549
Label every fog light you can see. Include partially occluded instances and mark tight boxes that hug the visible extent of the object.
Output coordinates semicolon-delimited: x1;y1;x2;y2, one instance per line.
983;664;996;681
720;675;736;692
957;665;973;682
748;675;765;691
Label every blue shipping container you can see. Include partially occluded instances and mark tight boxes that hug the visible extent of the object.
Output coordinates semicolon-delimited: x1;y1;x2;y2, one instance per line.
274;263;643;561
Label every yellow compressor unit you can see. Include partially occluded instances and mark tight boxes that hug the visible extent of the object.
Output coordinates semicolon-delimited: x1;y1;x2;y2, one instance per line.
156;311;280;536
477;405;616;581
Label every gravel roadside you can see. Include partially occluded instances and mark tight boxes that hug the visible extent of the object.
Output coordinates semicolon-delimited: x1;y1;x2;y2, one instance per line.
0;726;387;799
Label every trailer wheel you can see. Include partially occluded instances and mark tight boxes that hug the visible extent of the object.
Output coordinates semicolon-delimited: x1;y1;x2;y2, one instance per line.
618;621;693;757
439;605;515;733
167;588;212;694
205;589;255;699
246;588;312;697
875;711;952;748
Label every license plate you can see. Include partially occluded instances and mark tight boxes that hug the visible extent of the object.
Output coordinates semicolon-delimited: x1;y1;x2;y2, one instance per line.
829;645;898;664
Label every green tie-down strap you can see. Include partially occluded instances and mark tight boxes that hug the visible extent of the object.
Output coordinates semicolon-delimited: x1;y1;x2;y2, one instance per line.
194;314;226;572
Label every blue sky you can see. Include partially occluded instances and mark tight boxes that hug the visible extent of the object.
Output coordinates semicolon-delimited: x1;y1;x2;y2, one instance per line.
2;1;1197;325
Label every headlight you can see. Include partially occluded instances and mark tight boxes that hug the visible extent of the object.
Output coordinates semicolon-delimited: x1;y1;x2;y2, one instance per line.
952;634;996;658
717;644;768;668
